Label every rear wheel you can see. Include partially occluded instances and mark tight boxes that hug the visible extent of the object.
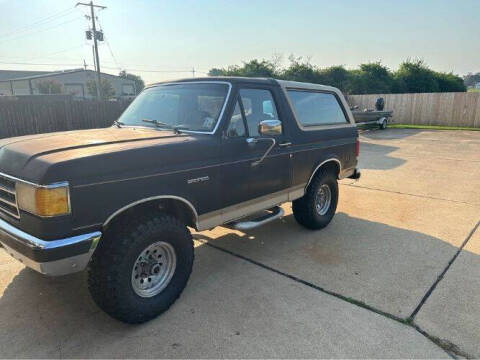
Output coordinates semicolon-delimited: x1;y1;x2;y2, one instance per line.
379;118;387;130
87;213;194;324
292;168;338;229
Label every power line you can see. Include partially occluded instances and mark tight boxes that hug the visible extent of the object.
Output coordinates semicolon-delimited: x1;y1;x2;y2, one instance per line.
101;62;208;73
81;16;206;76
98;60;209;74
0;45;86;63
0;7;76;39
100;65;203;73
104;40;122;71
0;60;210;79
95;18;122;72
0;60;207;74
93;17;206;76
30;44;86;61
0;17;84;45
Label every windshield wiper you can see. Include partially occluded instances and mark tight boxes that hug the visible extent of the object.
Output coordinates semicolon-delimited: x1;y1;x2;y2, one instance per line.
142;119;188;134
142;119;172;128
113;120;124;128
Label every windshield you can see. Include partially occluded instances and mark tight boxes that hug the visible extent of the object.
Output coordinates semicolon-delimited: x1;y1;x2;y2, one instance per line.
118;82;229;132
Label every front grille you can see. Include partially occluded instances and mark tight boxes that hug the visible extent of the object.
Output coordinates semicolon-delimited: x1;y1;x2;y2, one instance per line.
0;174;19;218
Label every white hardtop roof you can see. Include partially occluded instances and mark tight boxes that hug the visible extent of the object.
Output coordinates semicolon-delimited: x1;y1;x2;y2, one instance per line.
275;79;341;94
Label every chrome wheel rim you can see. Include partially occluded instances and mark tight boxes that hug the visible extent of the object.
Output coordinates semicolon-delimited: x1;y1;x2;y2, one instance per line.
315;184;332;216
131;241;176;298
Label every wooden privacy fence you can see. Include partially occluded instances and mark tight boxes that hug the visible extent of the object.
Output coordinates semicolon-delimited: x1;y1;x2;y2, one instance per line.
1;93;479;139
0;97;131;139
346;92;480;128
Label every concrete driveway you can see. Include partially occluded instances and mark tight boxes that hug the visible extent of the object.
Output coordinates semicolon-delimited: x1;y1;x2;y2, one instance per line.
1;129;479;358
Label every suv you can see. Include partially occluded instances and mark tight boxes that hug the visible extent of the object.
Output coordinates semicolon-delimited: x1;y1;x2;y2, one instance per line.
0;77;360;323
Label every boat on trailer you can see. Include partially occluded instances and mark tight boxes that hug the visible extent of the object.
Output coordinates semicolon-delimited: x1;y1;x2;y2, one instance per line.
350;97;393;130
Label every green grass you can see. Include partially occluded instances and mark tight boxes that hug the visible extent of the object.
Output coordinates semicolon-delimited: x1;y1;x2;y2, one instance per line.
467;88;480;92
389;124;480;131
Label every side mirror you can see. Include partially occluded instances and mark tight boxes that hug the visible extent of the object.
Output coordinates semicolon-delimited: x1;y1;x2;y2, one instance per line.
258;119;282;136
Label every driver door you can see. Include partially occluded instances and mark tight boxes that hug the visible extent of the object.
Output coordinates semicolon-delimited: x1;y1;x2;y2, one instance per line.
221;87;292;209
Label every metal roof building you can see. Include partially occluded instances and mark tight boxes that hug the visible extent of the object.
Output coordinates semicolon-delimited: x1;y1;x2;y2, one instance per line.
0;69;137;99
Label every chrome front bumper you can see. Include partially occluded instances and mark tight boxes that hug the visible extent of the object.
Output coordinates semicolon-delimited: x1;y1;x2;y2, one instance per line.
0;218;101;276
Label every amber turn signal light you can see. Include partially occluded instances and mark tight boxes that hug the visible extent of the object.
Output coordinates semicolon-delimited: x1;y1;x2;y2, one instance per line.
16;182;70;217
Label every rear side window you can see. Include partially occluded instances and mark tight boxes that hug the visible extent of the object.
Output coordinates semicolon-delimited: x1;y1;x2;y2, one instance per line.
287;90;348;126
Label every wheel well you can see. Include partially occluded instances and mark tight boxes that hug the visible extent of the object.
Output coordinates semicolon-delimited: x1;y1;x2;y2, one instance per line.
308;160;341;187
322;161;340;177
103;198;198;231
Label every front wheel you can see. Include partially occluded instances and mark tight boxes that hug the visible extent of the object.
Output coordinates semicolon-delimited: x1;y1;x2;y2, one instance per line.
292;169;338;229
87;214;194;324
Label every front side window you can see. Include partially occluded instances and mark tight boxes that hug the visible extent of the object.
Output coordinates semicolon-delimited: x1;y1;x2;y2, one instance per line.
287;90;348;126
118;83;229;132
239;89;279;137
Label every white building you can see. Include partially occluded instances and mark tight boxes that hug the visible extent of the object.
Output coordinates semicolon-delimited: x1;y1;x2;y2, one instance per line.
0;69;137;99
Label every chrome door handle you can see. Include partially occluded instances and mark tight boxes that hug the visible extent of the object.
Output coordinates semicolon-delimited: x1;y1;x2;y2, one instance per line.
278;142;292;147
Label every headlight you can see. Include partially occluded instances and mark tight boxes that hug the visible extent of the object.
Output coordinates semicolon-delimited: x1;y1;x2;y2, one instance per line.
16;182;70;217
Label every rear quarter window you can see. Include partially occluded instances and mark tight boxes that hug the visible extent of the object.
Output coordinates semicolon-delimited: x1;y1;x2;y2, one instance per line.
287;90;348;126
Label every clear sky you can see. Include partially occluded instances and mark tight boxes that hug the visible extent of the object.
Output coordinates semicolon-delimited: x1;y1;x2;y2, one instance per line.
0;0;478;84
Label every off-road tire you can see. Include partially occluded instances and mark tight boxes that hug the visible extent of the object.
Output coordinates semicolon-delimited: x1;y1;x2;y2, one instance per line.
87;213;194;324
292;168;338;229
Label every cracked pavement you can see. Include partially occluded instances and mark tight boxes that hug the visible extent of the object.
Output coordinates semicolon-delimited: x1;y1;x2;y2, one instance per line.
0;128;479;358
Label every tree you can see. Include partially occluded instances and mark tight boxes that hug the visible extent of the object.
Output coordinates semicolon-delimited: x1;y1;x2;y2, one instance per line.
317;65;351;92
348;62;394;94
393;59;466;93
208;56;466;94
279;56;320;83
280;62;318;83
86;79;115;100
394;59;439;93
433;72;466;92
463;72;480;87
119;70;144;94
208;68;224;76
208;59;278;77
36;80;62;94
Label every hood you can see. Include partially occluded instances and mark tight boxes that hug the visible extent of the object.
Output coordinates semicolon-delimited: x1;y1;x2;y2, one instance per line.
0;127;194;183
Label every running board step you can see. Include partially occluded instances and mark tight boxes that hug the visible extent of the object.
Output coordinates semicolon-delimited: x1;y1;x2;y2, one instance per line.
229;206;284;231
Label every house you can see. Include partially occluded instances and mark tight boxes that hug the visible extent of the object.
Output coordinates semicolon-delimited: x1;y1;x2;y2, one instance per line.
475;82;480;89
0;69;137;99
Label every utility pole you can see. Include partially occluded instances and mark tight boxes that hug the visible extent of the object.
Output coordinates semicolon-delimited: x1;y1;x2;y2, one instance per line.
92;45;97;72
192;67;195;78
83;59;87;71
76;1;106;99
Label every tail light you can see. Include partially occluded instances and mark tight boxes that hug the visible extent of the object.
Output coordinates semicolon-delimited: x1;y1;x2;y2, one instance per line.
356;139;360;157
